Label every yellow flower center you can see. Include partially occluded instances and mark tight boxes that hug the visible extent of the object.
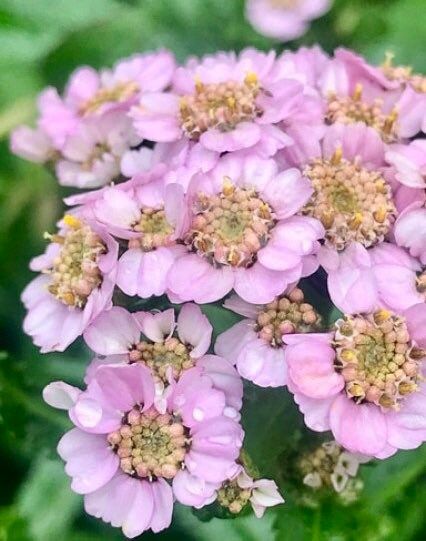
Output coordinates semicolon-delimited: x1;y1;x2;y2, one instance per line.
179;73;262;139
108;407;188;480
79;81;140;116
334;310;425;410
186;181;276;268
302;149;396;250
46;216;105;308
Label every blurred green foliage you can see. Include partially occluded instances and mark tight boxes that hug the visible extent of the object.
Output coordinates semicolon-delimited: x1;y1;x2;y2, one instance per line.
0;1;425;539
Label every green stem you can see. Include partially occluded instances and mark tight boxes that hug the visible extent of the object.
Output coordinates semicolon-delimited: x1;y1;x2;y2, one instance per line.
312;506;321;541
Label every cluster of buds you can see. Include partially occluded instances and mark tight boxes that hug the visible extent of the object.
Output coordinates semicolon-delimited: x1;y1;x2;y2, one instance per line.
128;338;194;382
255;288;321;346
299;441;364;503
107;406;188;480
129;208;174;251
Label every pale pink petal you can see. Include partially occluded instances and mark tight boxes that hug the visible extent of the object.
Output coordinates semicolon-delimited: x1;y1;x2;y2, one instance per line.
177;303;212;358
262;168;313;219
58;428;119;494
329;395;388;456
84;307;140;355
135;309;175;342
173;470;218;508
43;382;81;410
286;340;344;398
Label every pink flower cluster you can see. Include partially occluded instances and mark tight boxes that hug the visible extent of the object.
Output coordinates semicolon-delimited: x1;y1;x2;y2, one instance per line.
12;44;425;536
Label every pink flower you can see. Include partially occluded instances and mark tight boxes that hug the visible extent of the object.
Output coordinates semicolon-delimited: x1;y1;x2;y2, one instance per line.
90;171;187;298
218;467;284;517
285;305;426;458
130;48;307;157
21;215;118;353
245;0;331;42
386;140;426;189
282;123;398;288
43;363;243;537
83;304;243;416
394;200;426;265
215;288;324;387
55;111;140;189
39;50;175;149
319;242;425;314
320;49;426;142
10;125;55;163
166;153;324;304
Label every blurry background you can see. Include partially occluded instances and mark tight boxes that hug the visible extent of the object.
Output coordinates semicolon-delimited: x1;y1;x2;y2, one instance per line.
0;1;425;540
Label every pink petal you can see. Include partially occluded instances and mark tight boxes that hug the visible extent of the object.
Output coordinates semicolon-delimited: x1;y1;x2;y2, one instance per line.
177;303;212;358
262;168;313;219
43;381;81;410
84;307;140;355
58;428;119;494
329;395;388;456
135;309;175;342
172;470;218;508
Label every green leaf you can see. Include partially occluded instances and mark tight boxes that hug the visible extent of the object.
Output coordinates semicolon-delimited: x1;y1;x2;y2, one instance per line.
17;456;81;541
176;504;275;541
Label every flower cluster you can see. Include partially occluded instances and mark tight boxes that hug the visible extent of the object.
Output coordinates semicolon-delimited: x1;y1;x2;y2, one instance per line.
12;43;425;536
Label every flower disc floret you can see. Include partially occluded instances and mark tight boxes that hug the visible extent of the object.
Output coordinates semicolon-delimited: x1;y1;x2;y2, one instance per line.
179;74;262;140
326;85;398;143
334;310;423;410
186;183;275;268
302;149;396;250
108;406;188;480
255;288;321;346
47;215;105;308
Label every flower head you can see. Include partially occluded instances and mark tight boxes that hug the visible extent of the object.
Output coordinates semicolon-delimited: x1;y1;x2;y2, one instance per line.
83;304;243;416
130;48;307;157
286;304;426;458
22;215;118;352
88;170;187;298
218;467;284;517
215;288;323;387
43;363;243;537
167;153;323;304
246;0;332;42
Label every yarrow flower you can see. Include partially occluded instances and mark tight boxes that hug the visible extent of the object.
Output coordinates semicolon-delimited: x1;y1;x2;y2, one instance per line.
319;48;426;142
245;1;332;42
89;168;187;298
43;363;244;538
215;287;323;387
285;306;426;458
11;42;426;536
217;467;284;517
10;50;175;188
130;48;308;158
167;153;324;304
298;440;367;504
83;304;243;415
22;214;118;352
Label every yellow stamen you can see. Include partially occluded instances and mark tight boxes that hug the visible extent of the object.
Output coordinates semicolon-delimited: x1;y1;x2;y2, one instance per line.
352;83;363;101
63;214;82;229
244;71;258;86
330;146;343;166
